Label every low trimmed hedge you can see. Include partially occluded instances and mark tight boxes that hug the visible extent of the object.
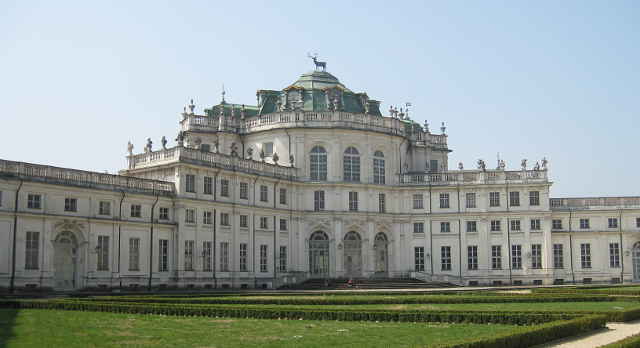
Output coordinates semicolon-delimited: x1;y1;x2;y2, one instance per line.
446;315;607;348
0;300;576;325
599;333;640;348
77;293;619;306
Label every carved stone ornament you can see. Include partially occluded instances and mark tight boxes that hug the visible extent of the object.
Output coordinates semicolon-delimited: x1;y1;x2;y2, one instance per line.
127;141;134;156
54;219;85;233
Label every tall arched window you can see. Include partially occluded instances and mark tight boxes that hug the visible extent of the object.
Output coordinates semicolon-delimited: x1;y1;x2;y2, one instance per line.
343;147;360;182
310;146;327;181
373;150;385;184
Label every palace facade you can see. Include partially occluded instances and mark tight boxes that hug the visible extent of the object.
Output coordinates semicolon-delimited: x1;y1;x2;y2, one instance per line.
1;68;640;290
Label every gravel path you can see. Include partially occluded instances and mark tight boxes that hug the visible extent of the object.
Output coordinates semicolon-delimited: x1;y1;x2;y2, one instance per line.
538;320;640;348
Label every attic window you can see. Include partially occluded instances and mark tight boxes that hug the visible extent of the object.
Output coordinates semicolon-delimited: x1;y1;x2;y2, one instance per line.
263;142;274;157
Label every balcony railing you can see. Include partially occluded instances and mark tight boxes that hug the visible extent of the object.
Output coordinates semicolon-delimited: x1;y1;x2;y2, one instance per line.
0;159;175;196
127;146;297;180
550;197;640;210
399;169;549;185
181;112;448;148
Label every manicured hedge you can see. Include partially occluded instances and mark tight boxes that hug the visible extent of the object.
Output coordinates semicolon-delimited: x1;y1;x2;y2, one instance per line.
0;300;575;325
445;315;607;348
77;293;618;306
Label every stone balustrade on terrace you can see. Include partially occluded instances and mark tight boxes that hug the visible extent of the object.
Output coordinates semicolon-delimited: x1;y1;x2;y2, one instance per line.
400;169;549;186
0;159;175;196
550;197;640;210
126;146;297;180
180;112;447;148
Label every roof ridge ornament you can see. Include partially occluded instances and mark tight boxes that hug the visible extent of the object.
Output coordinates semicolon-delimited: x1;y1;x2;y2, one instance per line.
307;52;326;72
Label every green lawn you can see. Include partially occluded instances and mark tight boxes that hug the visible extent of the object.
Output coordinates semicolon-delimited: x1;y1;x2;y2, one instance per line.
0;309;521;348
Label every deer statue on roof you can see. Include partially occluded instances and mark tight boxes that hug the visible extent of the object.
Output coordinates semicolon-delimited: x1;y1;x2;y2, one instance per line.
307;53;326;71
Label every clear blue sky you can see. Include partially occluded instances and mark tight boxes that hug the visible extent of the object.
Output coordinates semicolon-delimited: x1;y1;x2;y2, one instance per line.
1;1;638;197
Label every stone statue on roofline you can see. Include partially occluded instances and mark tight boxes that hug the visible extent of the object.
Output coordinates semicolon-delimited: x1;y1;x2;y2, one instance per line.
175;131;185;147
144;138;153;153
161;136;168;150
458;162;464;170
534;161;541;171
521;159;527;171
541;157;548;170
273;152;279;164
127;141;134;156
477;159;486;172
246;147;253;159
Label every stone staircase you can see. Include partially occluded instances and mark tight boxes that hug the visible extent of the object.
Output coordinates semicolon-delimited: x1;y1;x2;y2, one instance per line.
288;278;454;290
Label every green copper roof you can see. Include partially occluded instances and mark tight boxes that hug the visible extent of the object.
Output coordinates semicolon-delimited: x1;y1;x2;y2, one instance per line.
286;71;352;92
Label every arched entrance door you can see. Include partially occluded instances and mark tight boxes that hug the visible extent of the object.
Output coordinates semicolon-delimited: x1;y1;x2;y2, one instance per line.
53;231;78;290
309;231;330;278
374;232;389;276
633;243;640;281
343;231;362;278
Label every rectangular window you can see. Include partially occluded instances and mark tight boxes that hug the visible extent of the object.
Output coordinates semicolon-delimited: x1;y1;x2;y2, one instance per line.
259;185;268;202
280;218;288;231
491;245;502;269
279;188;287;205
279;246;287;272
467;245;478;270
131;204;142;218
441;246;452;271
429;159;438;173
529;191;540;206
185;209;195;224
413;194;424;209
99;201;111;216
530;219;541;231
580;219;590;229
440;222;451;233
203;176;213;195
532;244;542;269
239;243;248;272
185;174;196;193
349;191;358;211
184;240;194;271
220;213;230;226
263;142;274;157
240;215;248;228
490;220;501;232
156;207;168;221
203;241;212;272
466;221;477;233
378;193;386;213
97;236;109;271
159;239;168;272
552;219;562;230
314;191;325;211
260;216;269;229
610;243;620;268
509;192;520;207
465;193;476;208
414;247;425;272
489;192;500;207
510;220;521;231
608;218;618;229
64;198;77;212
240;182;248;200
260;244;268;272
637;218;640;228
553;244;564;269
511;245;522;269
220;242;229;272
581;243;592;269
221;179;230;197
27;194;41;209
25;231;39;270
203;211;213;225
439;193;450;209
128;238;140;271
413;222;424;234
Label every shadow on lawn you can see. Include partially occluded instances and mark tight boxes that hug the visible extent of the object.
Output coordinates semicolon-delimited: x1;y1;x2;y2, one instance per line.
0;308;19;348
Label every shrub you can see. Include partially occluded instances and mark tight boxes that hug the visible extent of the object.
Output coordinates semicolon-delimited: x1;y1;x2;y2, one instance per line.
598;333;640;348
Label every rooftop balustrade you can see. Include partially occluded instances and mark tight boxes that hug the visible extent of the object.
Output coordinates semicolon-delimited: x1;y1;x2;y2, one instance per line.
180;112;447;148
399;169;549;186
0;159;175;196
550;197;640;210
126;146;297;180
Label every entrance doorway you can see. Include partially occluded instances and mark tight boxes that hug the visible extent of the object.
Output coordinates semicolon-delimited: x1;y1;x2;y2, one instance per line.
53;231;78;290
373;232;389;276
343;231;362;278
309;231;330;278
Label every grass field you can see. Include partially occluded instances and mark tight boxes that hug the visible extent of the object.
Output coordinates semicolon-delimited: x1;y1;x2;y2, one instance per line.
0;309;520;348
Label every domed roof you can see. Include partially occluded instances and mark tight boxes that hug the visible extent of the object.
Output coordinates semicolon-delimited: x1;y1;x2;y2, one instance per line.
286;71;352;92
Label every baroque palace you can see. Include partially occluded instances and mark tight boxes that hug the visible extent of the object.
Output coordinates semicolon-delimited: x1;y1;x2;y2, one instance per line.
2;63;640;291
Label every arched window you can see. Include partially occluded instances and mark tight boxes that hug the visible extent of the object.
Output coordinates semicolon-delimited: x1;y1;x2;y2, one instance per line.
373;150;385;184
310;146;327;181
343;147;360;182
